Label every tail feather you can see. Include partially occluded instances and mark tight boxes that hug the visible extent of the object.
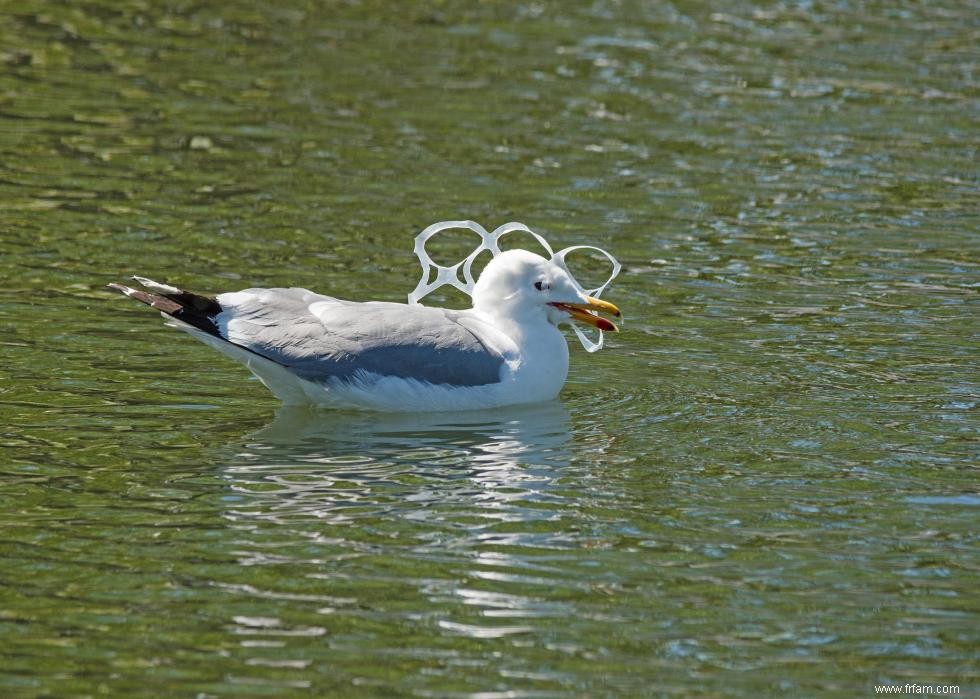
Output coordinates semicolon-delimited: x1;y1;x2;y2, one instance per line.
107;277;221;337
108;276;307;403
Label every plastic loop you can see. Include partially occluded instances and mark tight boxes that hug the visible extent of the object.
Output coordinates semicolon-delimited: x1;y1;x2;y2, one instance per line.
406;220;619;352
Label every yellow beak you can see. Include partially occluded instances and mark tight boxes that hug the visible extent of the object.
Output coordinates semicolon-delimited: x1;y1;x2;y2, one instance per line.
550;296;621;332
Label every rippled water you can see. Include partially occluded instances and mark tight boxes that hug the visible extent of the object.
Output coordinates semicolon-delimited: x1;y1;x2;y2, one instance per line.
1;1;977;697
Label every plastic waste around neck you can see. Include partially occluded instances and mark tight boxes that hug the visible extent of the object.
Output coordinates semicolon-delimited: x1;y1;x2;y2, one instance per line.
406;221;621;352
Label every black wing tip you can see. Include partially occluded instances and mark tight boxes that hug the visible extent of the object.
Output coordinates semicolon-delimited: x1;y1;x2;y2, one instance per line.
107;277;222;337
107;281;138;296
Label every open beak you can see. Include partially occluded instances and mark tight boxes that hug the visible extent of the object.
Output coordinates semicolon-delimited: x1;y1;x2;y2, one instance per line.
550;296;621;332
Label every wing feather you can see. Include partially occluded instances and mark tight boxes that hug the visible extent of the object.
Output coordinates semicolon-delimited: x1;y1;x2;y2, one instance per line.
215;289;504;387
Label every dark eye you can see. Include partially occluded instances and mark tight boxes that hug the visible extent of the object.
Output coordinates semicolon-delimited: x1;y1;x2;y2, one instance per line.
534;280;548;291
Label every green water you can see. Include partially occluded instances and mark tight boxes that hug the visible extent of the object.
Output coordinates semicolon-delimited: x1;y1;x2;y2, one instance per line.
1;1;977;697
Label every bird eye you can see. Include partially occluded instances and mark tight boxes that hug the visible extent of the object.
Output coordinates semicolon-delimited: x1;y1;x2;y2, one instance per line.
534;280;549;291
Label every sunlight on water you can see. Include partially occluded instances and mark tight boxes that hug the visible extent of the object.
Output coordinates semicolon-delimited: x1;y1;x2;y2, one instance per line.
0;0;976;696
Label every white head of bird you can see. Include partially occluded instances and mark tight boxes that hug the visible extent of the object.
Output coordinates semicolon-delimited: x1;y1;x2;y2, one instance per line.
471;249;620;332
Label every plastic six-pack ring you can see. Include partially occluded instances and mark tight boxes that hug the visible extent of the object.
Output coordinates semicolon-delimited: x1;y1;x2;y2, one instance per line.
406;220;621;352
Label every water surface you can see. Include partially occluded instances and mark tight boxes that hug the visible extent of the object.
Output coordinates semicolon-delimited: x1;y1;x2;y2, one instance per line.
0;1;977;697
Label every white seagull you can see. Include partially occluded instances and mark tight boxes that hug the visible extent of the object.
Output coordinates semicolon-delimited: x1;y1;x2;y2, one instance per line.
108;249;621;412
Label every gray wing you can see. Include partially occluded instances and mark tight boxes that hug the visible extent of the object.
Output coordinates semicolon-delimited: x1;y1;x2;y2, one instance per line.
215;288;504;387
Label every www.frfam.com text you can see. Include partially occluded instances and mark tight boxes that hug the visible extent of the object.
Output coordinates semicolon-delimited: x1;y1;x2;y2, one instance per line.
874;685;960;695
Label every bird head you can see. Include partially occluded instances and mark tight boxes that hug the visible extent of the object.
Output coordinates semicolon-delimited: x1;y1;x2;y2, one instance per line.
472;249;620;331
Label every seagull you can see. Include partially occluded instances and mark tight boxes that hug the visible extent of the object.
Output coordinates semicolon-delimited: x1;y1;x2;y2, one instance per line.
108;249;621;411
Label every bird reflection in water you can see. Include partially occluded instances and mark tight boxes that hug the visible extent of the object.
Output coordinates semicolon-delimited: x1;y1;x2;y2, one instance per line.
222;401;573;526
217;402;602;643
